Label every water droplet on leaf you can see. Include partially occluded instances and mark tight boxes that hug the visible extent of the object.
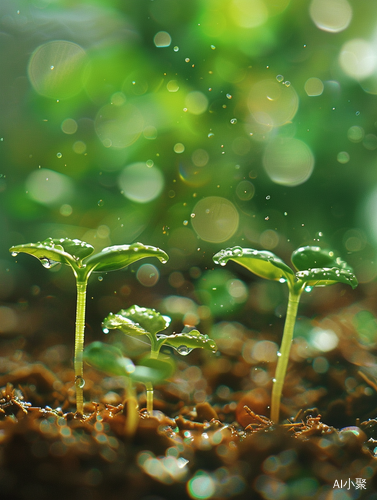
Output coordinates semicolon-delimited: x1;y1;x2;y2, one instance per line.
75;376;85;389
276;75;284;83
176;345;193;356
56;152;62;158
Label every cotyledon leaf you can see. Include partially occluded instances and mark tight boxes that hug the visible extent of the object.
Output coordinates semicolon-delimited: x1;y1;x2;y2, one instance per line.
296;267;358;289
10;238;94;268
291;246;352;272
85;242;169;273
158;329;217;354
213;246;294;282
83;341;135;377
102;305;171;336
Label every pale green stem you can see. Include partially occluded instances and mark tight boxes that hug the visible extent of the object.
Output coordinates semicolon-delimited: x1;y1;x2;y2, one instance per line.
74;280;88;414
145;381;154;415
270;286;303;423
124;377;139;436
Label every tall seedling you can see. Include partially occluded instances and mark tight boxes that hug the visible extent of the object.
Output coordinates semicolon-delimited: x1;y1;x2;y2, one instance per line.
10;238;168;414
213;245;357;423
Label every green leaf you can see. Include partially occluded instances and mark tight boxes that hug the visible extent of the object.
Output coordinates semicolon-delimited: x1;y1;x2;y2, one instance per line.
83;341;135;377
296;267;358;289
10;237;93;269
159;328;217;354
102;305;171;336
213;246;294;282
291;246;350;272
85;242;169;273
131;355;175;384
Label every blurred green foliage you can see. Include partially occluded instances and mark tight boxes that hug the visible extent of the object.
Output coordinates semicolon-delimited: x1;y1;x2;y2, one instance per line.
1;0;377;334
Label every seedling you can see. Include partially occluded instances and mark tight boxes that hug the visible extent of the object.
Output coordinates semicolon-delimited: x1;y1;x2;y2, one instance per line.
102;304;217;413
10;238;168;414
213;245;358;423
84;341;174;434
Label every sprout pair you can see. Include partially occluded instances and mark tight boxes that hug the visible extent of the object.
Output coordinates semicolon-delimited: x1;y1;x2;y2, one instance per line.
10;238;169;414
213;245;358;423
97;304;217;414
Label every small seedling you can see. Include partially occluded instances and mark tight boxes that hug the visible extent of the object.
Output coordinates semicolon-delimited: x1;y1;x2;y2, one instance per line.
102;304;217;413
10;238;168;414
213;245;358;423
84;341;174;434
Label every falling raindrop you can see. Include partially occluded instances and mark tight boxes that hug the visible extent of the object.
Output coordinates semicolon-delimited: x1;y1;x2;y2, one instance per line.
305;286;312;293
102;327;109;334
98;276;103;281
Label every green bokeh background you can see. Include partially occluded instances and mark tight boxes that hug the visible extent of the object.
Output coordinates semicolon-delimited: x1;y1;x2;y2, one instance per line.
1;0;377;339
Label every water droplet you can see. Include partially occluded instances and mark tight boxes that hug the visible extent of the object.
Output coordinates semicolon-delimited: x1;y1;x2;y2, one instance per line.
98;276;103;282
305;286;312;293
266;195;271;200
50;65;55;70
272;378;276;383
230;118;237;124
226;93;232;99
210;45;216;50
11;252;18;257
97;199;104;207
356;111;360;116
40;258;59;269
190;213;196;218
185;58;190;63
146;159;154;167
220;261;227;267
75;376;85;389
277;351;282;357
56;152;62;158
208;132;215;138
284;81;291;87
279;277;287;283
232;246;243;256
176;345;193;356
102;327;109;334
173;46;179;52
284;212;288;216
276;75;284;83
183;220;188;226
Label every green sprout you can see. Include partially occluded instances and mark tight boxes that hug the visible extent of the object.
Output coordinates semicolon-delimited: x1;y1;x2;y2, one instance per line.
84;341;174;434
102;304;217;414
213;245;358;423
10;238;169;414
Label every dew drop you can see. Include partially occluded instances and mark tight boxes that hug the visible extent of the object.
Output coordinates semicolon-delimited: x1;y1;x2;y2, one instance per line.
230;118;237;124
11;252;18;257
305;286;312;293
276;75;284;83
40;258;59;269
102;327;109;334
279;277;287;283
208;132;215;138
190;213;196;218
183;220;188;226
97;199;104;207
185;58;190;63
210;44;216;50
232;246;243;256
75;376;85;389
284;81;291;87
56;152;62;158
226;93;232;99
98;276;103;282
176;345;193;356
173;46;179;52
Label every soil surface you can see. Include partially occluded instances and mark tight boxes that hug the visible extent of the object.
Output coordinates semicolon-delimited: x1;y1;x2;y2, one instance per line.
1;292;377;500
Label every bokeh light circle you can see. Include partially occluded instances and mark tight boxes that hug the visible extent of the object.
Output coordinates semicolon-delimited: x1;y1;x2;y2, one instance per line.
95;103;144;148
263;137;315;186
191;196;239;243
248;79;299;128
26;168;74;206
153;31;172;48
339;39;377;80
118;162;164;203
309;0;352;33
236;180;255;201
136;264;160;287
185;91;208;115
304;77;324;96
28;40;87;99
229;0;268;28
